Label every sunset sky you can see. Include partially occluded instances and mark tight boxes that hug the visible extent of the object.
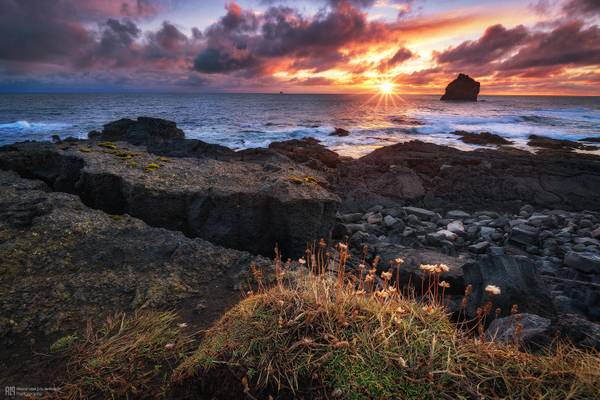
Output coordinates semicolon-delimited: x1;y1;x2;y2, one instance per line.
1;0;599;94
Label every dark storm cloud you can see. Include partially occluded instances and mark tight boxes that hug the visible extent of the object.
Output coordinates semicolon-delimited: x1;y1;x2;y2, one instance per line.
0;0;161;64
433;19;600;79
562;0;600;16
378;46;413;71
0;0;94;62
499;20;600;72
435;24;529;67
193;1;392;75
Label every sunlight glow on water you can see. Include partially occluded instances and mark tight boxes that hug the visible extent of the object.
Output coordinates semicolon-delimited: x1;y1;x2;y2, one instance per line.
1;93;598;158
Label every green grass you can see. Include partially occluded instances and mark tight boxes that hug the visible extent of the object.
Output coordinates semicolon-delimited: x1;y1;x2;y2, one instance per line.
174;271;600;399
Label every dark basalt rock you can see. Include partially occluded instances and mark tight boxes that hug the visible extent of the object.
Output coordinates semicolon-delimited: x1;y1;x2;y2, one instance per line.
0;141;340;258
579;137;600;143
336;140;600;213
528;135;598;151
89;116;185;144
452;131;512;146
440;73;480;101
268;137;342;169
0;170;271;380
329;127;350;137
89;117;235;159
462;255;555;319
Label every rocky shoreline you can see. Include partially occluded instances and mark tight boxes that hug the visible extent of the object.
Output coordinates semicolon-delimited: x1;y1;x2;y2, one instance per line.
1;117;599;386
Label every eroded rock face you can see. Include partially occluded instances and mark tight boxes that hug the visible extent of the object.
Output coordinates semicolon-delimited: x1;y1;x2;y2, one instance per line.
338;140;600;212
0;170;271;374
0;140;340;257
441;74;480;101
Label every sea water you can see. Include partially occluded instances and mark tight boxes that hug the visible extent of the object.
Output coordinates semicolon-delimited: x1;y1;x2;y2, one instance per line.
1;93;598;157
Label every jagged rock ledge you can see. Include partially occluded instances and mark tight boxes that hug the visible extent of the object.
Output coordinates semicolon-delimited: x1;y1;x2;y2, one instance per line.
0;131;340;258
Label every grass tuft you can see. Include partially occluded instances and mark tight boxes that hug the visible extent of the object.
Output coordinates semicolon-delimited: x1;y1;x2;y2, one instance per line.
57;311;193;399
174;270;600;399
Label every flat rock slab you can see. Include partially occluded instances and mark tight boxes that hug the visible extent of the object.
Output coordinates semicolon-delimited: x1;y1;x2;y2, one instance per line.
0;141;340;257
0;170;271;376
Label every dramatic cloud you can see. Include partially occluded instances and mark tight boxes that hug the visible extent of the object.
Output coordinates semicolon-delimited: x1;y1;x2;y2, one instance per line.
0;0;598;94
378;47;413;71
435;24;529;67
562;0;600;16
499;21;600;72
193;1;395;75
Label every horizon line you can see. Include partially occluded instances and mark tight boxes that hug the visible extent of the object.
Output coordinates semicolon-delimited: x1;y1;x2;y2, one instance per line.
1;91;599;97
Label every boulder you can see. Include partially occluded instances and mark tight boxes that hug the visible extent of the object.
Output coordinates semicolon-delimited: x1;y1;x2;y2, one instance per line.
527;135;597;152
89;116;184;144
447;210;471;219
447;220;465;234
440;73;480;101
554;314;600;350
564;251;600;274
402;206;437;221
329;127;350;137
462;255;555;319
452;131;511;146
509;224;540;246
383;215;399;227
0;141;340;258
468;241;490;254
486;314;551;348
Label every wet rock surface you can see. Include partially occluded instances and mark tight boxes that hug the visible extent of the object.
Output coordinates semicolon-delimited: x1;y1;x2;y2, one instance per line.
0;170;271;379
452;131;512;146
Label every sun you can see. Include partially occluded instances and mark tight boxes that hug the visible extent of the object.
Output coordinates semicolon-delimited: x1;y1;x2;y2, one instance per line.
379;81;395;94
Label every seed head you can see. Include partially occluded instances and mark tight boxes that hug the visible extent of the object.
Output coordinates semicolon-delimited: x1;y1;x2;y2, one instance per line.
485;285;501;296
439;281;450;288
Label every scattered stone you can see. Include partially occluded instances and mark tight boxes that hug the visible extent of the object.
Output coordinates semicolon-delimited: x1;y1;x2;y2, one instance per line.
510;224;540;246
468;241;490;254
447;210;471;219
488;246;505;256
564;251;600;273
486;314;551;348
436;229;458;241
366;212;383;225
339;213;363;223
555;314;600;350
402;206;437;221
479;226;496;240
447;220;465;234
383;215;399;227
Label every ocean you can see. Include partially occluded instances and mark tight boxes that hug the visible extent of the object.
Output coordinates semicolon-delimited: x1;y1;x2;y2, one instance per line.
1;93;598;157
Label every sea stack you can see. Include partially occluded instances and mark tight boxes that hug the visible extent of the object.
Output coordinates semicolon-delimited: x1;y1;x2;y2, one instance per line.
441;73;480;101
